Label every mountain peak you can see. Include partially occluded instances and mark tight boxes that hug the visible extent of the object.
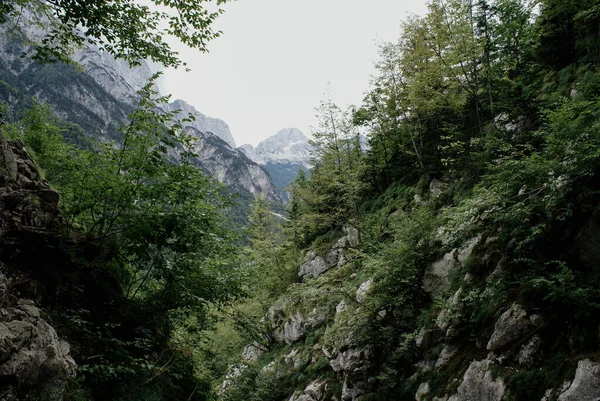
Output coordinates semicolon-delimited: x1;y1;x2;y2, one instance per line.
164;99;237;148
243;128;312;167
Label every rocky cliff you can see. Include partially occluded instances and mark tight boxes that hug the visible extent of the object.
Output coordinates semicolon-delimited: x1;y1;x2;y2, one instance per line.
0;134;76;400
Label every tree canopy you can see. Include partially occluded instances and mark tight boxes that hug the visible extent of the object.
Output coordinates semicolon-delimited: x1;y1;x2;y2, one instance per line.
0;0;229;68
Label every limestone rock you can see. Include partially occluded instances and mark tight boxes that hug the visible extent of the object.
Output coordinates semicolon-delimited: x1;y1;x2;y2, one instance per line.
450;359;505;401
416;382;430;401
558;359;600;401
271;307;328;345
430;179;447;198
423;251;460;298
517;335;541;366
289;380;327;401
299;251;329;279
356;279;373;303
0;300;76;400
436;345;458;368
241;342;265;362
487;303;541;351
329;348;370;374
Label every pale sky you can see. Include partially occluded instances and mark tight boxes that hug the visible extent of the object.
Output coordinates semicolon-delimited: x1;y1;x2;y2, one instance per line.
158;0;428;147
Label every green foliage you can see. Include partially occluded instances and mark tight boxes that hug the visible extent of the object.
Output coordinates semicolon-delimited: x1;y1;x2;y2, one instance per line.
1;0;229;68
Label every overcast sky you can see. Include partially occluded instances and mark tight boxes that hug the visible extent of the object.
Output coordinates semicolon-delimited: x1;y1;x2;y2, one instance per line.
158;0;428;147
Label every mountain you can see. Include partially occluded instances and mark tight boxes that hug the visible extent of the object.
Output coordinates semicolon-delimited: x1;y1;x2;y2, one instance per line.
163;99;237;148
239;128;312;199
0;21;278;206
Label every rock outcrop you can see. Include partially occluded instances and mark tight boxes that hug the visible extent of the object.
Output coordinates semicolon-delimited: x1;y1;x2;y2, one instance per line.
0;134;76;399
557;359;600;401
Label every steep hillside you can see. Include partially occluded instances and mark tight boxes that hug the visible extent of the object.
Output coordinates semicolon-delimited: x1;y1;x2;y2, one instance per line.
215;1;600;400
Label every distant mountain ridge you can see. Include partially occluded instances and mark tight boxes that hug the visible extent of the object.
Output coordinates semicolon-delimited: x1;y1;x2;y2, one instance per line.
239;128;313;200
0;18;279;204
239;128;312;167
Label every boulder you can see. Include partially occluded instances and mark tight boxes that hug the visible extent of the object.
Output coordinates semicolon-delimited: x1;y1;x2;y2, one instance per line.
299;251;328;279
0;300;76;400
416;382;430;401
329;348;371;374
289;380;327;401
487;303;541;351
558;359;600;401
356;279;373;303
449;359;505;401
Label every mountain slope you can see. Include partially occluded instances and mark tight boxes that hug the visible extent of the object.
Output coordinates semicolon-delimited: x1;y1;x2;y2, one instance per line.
0;22;278;204
240;128;312;199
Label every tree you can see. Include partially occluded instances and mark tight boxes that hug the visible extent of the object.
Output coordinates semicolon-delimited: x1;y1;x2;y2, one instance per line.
0;0;230;68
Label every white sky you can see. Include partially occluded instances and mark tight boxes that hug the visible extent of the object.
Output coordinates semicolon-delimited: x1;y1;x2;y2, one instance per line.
158;0;428;147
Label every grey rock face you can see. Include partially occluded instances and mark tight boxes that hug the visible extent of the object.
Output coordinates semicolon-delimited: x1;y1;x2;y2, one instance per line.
416;382;430;401
558;359;600;401
0;300;76;400
0;134;75;400
487;303;540;351
449;359;505;401
299;251;329;279
240;128;312;168
423;236;479;299
329;348;371;374
355;279;373;304
186;128;279;201
73;46;154;105
268;306;328;345
299;227;359;280
164;99;237;148
241;343;265;362
288;380;327;401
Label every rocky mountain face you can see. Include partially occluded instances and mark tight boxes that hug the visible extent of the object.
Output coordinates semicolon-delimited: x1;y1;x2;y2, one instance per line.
240;128;312;199
0;20;278;203
0;134;76;400
164;99;237;148
185;127;278;200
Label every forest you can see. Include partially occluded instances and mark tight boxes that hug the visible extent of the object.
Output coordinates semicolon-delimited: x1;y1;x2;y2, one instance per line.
1;0;600;400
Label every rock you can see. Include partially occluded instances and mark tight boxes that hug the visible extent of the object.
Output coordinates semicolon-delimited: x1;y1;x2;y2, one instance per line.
494;113;529;135
336;301;348;314
241;128;312;168
341;377;370;401
435;345;458;368
164;99;237;148
289;380;327;401
558;359;600;401
241;342;265;362
343;224;361;248
430;179;447;198
0;301;76;400
423;251;460;298
299;251;329;279
436;287;463;337
416;327;432;348
329;348;371;374
283;312;307;344
487;303;541;351
356;279;373;303
271;307;328;345
416;382;430;401
517;335;541;366
284;349;303;368
450;359;505;401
